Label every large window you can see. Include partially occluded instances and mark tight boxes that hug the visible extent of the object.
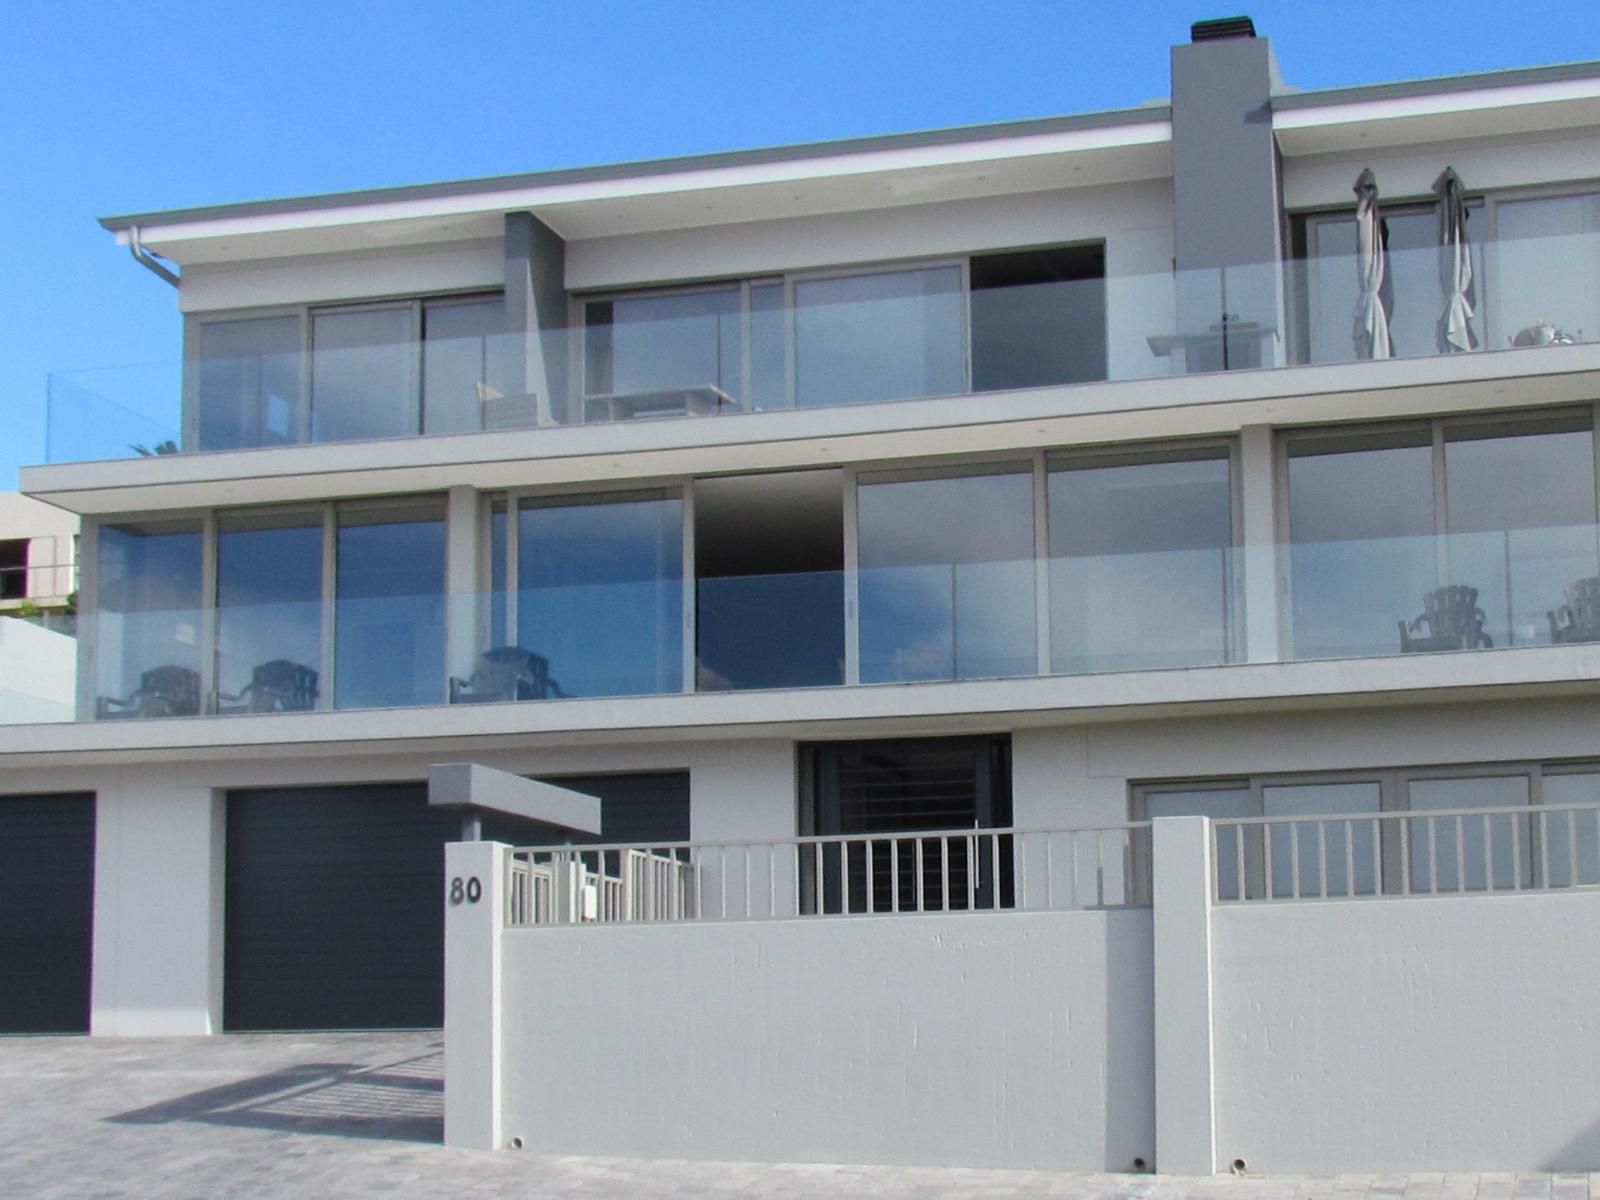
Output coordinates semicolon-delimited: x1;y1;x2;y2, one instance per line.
856;466;1036;683
1285;410;1600;659
93;519;204;719
190;294;507;451
1488;191;1600;349
91;497;447;718
491;492;684;699
1136;760;1600;898
1048;447;1235;674
578;246;1107;419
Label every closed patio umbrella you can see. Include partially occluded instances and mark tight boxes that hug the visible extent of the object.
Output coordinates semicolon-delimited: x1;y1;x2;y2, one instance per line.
1352;168;1393;360
1435;166;1478;352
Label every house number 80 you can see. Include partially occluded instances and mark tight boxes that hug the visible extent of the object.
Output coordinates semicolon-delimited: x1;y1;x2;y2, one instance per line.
449;876;482;905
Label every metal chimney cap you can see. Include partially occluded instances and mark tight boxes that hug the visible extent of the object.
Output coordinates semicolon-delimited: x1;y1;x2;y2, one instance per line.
1190;16;1257;41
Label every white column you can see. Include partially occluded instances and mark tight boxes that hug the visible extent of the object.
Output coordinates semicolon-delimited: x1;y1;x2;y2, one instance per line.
1237;425;1281;664
445;839;507;1150
90;781;224;1036
1152;814;1218;1175
444;485;481;688
691;742;798;918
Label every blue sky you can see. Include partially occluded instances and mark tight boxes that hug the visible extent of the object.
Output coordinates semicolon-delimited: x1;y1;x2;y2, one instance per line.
4;0;1598;489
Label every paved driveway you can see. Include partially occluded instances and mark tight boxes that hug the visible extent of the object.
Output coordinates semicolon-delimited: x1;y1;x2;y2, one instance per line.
0;1031;1594;1199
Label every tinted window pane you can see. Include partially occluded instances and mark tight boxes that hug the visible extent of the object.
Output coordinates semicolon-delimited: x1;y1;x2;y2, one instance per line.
335;510;445;709
196;317;302;451
858;470;1034;682
972;246;1106;390
518;497;683;697
217;515;323;712
588;290;741;401
1539;773;1600;887
1049;453;1232;673
94;521;204;718
1262;782;1381;897
795;268;963;407
1144;787;1253;900
1444;418;1598;647
1288;433;1437;659
1493;193;1600;348
311;308;414;443
423;299;508;435
1407;775;1528;891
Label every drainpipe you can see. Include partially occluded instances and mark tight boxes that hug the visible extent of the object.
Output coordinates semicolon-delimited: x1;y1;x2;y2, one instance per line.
127;225;180;287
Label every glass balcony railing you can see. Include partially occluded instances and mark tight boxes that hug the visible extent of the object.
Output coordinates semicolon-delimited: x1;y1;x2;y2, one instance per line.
38;228;1596;466
25;524;1600;727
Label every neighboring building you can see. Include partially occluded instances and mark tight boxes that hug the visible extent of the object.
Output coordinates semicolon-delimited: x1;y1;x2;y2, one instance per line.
6;14;1600;1173
0;493;77;723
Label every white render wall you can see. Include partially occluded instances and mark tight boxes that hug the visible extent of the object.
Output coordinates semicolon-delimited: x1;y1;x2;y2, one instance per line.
90;778;224;1036
1211;889;1600;1173
0;616;74;724
497;910;1155;1170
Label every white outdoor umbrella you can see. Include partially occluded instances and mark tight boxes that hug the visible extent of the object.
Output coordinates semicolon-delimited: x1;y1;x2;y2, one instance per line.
1435;166;1478;352
1352;168;1393;360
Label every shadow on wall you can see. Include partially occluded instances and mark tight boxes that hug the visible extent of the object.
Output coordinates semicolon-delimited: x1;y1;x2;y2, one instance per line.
104;1049;443;1144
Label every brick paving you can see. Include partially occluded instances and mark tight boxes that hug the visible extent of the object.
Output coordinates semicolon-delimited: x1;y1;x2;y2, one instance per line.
0;1031;1594;1199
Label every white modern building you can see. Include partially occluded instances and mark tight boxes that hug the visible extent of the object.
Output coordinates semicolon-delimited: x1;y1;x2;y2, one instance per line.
7;14;1600;1174
0;492;77;723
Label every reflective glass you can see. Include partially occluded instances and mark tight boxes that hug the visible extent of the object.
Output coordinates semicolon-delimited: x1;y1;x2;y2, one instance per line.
196;316;302;451
1262;782;1381;897
1288;433;1437;659
334;509;445;709
94;521;204;718
794;267;963;407
858;469;1034;683
1407;775;1528;892
1444;418;1598;647
422;299;508;434
517;496;683;697
216;514;323;712
586;289;741;402
1144;787;1254;900
1538;773;1600;887
1493;193;1600;348
1049;453;1233;673
311;308;414;443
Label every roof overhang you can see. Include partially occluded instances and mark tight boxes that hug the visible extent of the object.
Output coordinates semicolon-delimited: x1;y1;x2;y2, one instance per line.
101;107;1173;267
1273;63;1600;156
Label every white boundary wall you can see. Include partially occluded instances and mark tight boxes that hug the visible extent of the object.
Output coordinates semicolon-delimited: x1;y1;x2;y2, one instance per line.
448;821;1600;1172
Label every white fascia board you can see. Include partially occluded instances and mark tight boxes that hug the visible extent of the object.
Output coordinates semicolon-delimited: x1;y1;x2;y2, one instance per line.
115;121;1172;252
1274;77;1600;146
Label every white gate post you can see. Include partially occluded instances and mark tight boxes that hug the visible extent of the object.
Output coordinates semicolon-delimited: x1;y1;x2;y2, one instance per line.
1152;815;1219;1175
444;840;508;1150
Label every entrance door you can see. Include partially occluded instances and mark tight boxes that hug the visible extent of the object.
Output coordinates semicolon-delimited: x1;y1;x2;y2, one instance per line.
804;736;1012;913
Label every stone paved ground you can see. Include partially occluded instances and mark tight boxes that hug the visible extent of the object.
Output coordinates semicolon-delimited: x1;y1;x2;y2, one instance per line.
0;1031;1594;1200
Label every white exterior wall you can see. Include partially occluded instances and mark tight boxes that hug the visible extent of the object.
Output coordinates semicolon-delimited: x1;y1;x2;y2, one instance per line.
90;777;224;1036
497;909;1155;1169
1211;889;1600;1173
178;238;504;313
0;616;75;724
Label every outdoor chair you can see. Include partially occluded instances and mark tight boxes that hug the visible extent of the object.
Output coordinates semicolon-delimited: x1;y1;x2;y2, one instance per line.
1548;576;1600;644
219;659;320;713
449;646;567;703
96;665;202;719
1398;585;1493;653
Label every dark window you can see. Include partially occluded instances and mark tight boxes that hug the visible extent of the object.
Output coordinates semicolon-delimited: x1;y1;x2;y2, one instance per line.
971;245;1106;391
0;540;27;601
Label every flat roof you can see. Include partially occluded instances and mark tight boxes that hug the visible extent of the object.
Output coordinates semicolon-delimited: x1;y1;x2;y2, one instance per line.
1272;58;1600;111
98;102;1170;232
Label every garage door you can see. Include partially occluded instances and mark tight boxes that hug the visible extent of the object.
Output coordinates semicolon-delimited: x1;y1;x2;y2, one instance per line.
225;774;692;1031
0;793;95;1034
225;783;460;1032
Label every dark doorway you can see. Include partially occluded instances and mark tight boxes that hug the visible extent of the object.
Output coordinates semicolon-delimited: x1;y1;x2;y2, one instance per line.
0;793;95;1033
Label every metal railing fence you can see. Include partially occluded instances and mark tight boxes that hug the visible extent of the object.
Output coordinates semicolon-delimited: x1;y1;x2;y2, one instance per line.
505;823;1151;928
1212;801;1600;903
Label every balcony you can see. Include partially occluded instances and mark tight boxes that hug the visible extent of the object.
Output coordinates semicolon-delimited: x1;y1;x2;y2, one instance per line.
40;225;1600;467
49;524;1600;729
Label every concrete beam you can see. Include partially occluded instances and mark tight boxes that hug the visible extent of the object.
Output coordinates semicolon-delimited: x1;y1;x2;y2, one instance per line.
428;763;602;835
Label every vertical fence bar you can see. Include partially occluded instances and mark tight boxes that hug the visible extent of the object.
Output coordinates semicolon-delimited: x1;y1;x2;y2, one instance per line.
941;838;951;912
1538;810;1552;890
1399;816;1412;896
866;838;876;915
1343;820;1355;898
915;838;926;913
1044;833;1054;909
1455;814;1466;894
1510;814;1523;890
990;831;1002;912
1290;822;1302;900
1095;829;1105;906
1016;832;1027;909
1483;812;1495;893
890;837;901;914
1316;821;1327;899
815;842;824;917
1570;809;1581;888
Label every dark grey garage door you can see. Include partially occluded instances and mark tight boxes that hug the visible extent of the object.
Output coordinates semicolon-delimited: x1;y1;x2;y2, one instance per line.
0;793;95;1034
225;774;690;1031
